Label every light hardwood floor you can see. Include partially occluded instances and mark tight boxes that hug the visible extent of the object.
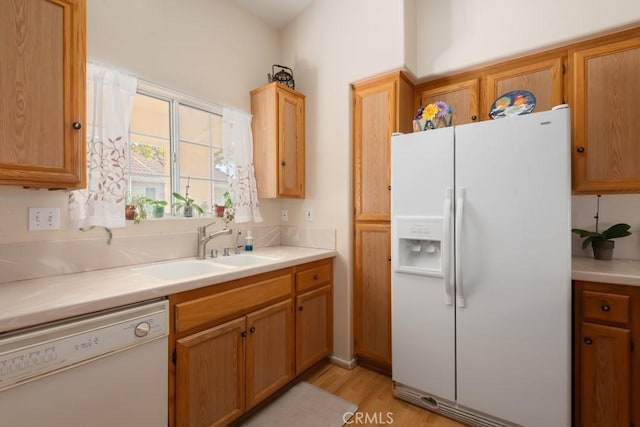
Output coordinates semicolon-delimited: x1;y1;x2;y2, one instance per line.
303;363;466;426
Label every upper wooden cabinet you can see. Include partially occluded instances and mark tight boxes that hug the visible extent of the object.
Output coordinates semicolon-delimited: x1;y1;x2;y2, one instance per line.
417;78;479;125
0;0;86;188
484;57;564;119
353;71;414;221
570;35;640;193
251;82;305;198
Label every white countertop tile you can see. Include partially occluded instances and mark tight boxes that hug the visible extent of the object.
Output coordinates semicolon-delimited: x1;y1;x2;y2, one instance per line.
0;246;335;334
572;256;640;286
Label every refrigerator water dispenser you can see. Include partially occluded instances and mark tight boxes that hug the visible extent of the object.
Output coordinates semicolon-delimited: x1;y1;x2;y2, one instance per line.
394;216;444;277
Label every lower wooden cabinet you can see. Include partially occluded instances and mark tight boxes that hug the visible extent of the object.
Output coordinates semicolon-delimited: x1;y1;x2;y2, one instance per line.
169;258;334;427
353;223;391;372
574;281;638;427
175;318;245;427
246;300;294;409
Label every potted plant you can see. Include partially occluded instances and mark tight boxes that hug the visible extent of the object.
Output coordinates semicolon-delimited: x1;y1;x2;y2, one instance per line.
572;196;632;260
572;223;631;260
172;192;203;217
148;199;168;218
132;195;153;224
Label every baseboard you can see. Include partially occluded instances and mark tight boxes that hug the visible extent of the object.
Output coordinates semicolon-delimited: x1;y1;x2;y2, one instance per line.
329;355;357;370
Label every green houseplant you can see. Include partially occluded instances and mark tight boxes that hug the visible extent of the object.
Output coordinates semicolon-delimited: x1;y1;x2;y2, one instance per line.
148;199;168;218
172;192;203;217
572;223;631;260
572;196;631;260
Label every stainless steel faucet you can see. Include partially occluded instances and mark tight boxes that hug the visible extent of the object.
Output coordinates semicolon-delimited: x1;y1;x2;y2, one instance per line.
196;222;232;259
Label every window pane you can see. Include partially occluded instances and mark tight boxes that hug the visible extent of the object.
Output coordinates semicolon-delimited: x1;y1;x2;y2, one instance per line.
179;105;211;144
129;93;171;204
180;142;210;178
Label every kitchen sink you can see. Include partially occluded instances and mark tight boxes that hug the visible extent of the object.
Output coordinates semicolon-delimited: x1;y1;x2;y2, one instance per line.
210;253;281;267
131;259;236;280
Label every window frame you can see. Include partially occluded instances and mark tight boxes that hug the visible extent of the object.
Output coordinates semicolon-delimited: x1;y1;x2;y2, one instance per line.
130;81;226;217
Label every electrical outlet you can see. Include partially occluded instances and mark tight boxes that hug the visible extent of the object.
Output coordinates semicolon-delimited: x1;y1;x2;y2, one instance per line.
281;209;288;222
306;208;313;221
28;207;60;230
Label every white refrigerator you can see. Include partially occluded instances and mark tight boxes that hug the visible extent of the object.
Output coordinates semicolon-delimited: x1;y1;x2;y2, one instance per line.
391;108;571;426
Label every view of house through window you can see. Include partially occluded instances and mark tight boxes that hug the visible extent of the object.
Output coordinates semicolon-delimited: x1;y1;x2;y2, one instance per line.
128;84;228;216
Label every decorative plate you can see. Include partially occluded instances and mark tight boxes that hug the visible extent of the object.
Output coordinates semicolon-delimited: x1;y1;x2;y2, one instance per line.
489;90;536;119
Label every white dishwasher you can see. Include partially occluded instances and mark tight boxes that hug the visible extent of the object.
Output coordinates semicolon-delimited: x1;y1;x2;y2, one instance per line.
0;299;168;427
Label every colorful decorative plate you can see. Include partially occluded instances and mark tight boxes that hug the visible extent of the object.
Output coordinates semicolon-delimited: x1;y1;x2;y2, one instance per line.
489;90;536;119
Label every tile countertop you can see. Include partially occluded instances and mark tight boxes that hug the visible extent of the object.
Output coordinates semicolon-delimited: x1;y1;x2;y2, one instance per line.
573;256;640;286
0;246;336;334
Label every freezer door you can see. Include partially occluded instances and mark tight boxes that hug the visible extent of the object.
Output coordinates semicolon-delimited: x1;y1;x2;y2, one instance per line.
390;128;455;401
454;109;571;426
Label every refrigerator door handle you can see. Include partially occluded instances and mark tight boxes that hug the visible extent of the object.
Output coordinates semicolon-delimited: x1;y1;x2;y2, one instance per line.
442;187;454;305
455;187;466;308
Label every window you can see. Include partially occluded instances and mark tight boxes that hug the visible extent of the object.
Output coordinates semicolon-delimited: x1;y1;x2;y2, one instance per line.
128;82;228;215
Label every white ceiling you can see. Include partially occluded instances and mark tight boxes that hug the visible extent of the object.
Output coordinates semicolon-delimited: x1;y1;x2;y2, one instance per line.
233;0;312;29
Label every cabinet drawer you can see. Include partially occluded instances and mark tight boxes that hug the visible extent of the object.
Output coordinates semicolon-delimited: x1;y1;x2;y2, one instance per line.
296;263;332;293
175;274;292;333
582;291;630;325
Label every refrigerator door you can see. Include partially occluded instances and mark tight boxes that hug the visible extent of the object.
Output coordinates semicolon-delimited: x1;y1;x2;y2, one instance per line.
391;128;456;401
454;109;571;426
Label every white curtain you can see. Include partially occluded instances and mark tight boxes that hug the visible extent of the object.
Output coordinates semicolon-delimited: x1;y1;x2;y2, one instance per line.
222;107;263;223
69;63;137;229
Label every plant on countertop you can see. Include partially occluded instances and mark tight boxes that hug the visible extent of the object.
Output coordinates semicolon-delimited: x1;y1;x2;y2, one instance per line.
571;195;631;260
172;177;203;217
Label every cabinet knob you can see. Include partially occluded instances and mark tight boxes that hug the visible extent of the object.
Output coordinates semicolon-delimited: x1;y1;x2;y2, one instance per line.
72;121;82;130
241;331;247;337
281;161;286;166
577;146;585;153
249;326;256;333
387;185;391;191
299;305;304;311
313;274;319;280
471;115;477;121
601;304;610;312
387;256;391;261
584;337;593;345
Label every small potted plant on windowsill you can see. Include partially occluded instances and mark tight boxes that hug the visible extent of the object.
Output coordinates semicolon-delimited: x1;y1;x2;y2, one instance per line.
148;199;168;218
172;192;203;217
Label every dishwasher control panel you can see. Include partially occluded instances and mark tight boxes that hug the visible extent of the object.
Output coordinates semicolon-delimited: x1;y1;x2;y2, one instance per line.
0;300;168;391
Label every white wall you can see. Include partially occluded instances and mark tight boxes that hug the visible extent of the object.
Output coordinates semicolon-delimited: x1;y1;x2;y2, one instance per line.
279;0;408;364
417;0;640;78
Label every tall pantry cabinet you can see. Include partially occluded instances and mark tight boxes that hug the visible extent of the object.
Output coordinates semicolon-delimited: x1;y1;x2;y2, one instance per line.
352;71;414;372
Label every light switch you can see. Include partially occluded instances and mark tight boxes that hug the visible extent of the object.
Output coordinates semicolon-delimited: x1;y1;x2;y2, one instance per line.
28;208;60;230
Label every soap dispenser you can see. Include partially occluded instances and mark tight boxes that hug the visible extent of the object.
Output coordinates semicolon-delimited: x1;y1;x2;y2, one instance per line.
244;230;254;251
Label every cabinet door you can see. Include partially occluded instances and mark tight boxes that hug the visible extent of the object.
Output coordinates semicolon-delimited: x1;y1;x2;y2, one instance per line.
278;89;305;198
418;79;480;125
581;322;631;427
354;223;391;370
246;299;294;409
571;38;640;193
353;81;395;221
484;57;564;119
175;317;245;427
0;0;85;188
296;285;333;373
